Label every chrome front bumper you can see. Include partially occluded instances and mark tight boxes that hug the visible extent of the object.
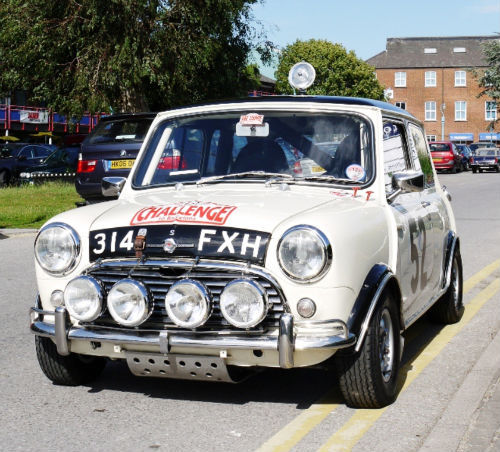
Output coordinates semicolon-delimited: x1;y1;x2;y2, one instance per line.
30;304;356;369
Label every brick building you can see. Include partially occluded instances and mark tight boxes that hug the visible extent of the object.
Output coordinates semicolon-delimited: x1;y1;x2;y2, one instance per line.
367;36;499;144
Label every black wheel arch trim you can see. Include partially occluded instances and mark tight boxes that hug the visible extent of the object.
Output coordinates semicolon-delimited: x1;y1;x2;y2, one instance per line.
346;263;402;354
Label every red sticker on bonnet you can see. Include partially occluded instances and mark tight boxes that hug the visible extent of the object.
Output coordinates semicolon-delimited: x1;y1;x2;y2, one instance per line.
131;202;237;226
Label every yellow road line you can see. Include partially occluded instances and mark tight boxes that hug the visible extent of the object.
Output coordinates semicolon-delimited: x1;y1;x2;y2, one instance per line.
254;259;500;452
317;277;500;452
463;259;500;293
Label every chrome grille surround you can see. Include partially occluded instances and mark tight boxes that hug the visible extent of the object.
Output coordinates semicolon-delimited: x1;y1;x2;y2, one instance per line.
83;258;288;332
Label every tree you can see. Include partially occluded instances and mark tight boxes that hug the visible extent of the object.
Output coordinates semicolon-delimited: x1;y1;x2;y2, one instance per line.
0;0;270;117
472;38;500;125
275;39;384;100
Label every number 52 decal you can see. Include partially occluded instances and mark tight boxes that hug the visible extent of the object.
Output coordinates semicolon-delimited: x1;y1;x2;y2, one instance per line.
408;216;429;294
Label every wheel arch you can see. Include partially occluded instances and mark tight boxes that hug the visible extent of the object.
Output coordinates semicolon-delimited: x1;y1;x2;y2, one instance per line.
346;263;403;354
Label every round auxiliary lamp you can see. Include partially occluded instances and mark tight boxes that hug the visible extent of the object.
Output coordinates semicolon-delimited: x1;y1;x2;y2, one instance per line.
288;61;316;93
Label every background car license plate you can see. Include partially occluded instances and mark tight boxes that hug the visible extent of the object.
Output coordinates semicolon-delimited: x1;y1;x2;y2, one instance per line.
110;159;135;169
433;158;443;163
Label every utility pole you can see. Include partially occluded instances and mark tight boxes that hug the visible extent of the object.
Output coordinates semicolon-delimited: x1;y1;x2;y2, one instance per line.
440;103;446;141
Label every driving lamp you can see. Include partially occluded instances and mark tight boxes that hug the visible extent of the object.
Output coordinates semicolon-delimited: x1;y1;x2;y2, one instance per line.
219;279;268;329
64;276;104;322
288;61;316;92
165;279;212;328
107;279;152;327
34;223;80;275
278;226;331;281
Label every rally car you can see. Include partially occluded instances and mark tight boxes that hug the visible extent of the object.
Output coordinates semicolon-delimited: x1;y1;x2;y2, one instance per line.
30;63;463;408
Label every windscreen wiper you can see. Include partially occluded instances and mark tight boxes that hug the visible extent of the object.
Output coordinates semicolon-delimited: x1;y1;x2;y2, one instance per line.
196;171;293;185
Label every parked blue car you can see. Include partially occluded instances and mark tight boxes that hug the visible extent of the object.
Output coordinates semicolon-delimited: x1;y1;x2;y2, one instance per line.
0;143;53;186
75;113;156;202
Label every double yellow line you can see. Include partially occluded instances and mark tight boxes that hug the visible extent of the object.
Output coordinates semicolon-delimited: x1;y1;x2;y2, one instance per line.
256;259;500;452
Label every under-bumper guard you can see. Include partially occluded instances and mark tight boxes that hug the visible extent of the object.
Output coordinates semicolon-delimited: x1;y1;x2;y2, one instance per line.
30;304;356;369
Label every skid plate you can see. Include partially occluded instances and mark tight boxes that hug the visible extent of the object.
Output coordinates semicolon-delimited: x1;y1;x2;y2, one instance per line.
125;351;235;382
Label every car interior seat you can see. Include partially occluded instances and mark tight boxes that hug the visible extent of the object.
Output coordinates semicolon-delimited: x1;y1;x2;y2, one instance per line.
232;139;288;173
333;133;361;178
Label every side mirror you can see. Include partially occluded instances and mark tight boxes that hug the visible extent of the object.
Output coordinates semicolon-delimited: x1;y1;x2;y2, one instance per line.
392;171;425;193
102;177;126;197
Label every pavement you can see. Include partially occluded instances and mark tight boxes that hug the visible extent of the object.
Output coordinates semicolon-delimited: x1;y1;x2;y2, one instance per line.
1;228;499;451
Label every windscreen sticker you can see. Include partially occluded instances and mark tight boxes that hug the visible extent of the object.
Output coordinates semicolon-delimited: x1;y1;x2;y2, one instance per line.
239;113;264;126
345;164;366;181
130;202;237;226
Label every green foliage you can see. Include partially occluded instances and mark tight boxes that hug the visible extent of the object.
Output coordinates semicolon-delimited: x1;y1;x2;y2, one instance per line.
0;181;82;228
275;39;385;99
0;0;269;117
472;38;500;125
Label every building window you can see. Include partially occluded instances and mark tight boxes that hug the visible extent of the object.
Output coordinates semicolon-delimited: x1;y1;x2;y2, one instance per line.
425;71;436;87
425;101;436;121
455;71;466;87
395;102;406;110
453;47;466;53
426;135;436;142
395;72;406;87
486;101;497;121
424;48;437;54
455;101;467;121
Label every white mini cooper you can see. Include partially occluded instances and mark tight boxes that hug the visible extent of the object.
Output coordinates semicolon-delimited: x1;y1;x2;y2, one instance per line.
30;64;463;408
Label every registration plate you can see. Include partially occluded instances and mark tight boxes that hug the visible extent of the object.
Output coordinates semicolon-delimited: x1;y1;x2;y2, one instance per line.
432;158;443;163
109;159;135;169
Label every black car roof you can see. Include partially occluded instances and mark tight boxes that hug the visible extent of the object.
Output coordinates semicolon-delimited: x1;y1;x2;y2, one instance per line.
167;95;415;119
98;112;157;121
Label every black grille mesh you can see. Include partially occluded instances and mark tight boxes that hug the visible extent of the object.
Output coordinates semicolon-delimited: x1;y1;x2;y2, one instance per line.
86;264;285;331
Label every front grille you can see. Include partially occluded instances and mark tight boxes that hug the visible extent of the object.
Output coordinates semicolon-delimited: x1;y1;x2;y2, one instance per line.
86;261;286;332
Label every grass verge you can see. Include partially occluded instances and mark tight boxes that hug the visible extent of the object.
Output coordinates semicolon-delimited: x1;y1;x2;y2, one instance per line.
0;182;83;229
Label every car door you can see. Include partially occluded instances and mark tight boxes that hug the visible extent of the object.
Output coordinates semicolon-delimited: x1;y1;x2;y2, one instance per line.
383;119;434;325
407;123;447;300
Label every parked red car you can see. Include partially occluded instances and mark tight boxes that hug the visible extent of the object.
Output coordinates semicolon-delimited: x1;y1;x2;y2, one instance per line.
429;141;463;173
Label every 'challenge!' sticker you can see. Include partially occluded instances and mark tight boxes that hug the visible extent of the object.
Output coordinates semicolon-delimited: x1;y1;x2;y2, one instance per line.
345;164;366;181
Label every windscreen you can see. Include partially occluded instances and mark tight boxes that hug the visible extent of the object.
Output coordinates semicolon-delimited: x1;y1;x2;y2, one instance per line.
133;110;373;187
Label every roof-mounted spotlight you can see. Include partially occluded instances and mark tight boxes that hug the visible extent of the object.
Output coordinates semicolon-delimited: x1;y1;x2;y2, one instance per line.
288;61;316;94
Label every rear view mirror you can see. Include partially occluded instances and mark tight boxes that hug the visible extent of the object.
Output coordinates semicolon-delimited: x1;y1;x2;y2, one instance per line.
392;171;425;192
102;177;126;197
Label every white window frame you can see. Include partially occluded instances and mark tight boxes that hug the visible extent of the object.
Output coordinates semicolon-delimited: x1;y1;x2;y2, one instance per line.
395;72;406;87
455;71;466;87
455;101;467;121
485;101;497;121
426;135;437;142
425;101;436;121
425;71;436;87
395;101;406;110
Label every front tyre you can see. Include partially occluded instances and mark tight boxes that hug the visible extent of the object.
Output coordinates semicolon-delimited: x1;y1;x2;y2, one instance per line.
35;336;107;386
430;249;464;324
335;293;401;408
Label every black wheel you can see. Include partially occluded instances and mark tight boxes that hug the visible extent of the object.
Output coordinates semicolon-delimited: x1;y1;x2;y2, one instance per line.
472;168;477;174
450;165;457;174
479;168;483;173
0;169;9;187
495;166;499;173
430;249;464;324
335;293;401;408
35;336;107;386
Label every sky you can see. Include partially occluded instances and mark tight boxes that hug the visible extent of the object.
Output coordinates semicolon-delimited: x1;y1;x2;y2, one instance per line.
251;0;500;78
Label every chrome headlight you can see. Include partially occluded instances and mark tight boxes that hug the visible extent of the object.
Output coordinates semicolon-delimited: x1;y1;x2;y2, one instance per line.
64;276;104;322
219;279;268;328
277;225;331;281
107;279;152;327
34;223;80;275
165;279;212;328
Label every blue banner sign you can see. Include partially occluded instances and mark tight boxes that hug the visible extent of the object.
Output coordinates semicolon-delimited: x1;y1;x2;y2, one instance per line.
449;133;474;141
479;133;500;141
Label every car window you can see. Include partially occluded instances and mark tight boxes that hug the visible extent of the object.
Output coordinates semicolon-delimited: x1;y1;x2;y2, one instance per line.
429;143;451;152
88;118;153;145
383;121;410;194
408;123;435;187
134;111;374;187
19;146;34;159
32;146;51;159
